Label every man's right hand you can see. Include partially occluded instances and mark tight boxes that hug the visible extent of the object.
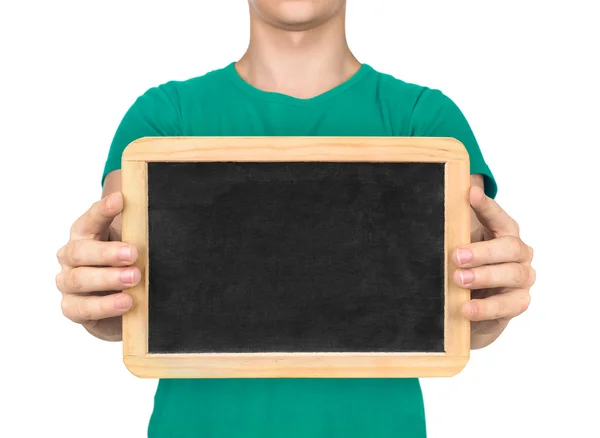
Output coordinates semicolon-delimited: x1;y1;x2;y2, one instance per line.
56;191;141;341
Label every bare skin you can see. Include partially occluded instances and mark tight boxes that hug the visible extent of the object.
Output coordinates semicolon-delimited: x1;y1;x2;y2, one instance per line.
55;0;535;349
56;176;136;342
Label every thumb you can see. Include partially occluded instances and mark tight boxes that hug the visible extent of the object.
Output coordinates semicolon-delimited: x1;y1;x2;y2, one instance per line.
469;186;518;237
70;192;123;240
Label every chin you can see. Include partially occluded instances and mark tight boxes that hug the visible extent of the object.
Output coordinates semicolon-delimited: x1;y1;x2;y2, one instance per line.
251;0;344;30
278;1;321;22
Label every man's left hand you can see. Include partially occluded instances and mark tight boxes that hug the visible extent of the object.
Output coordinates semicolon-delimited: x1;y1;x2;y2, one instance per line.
453;186;536;349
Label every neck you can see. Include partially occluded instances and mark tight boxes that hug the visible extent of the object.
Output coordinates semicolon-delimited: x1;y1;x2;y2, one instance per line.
235;6;361;99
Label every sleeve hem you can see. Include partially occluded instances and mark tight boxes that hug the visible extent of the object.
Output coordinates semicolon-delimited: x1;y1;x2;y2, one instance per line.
471;162;498;199
101;163;121;188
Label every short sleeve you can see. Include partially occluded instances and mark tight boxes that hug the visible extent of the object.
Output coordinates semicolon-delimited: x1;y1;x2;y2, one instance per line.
410;88;498;199
101;83;181;186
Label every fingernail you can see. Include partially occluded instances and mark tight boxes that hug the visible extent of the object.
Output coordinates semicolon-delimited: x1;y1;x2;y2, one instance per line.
456;248;473;265
459;270;475;285
120;269;134;284
118;245;132;262
107;192;121;210
115;295;132;310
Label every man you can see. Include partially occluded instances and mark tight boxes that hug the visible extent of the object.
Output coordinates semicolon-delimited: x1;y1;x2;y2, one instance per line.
55;1;536;437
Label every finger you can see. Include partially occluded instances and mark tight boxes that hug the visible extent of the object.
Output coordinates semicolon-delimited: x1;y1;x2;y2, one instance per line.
454;262;535;289
453;235;533;268
57;240;138;268
470;186;519;237
56;266;141;294
61;292;133;324
70;192;123;240
462;289;531;321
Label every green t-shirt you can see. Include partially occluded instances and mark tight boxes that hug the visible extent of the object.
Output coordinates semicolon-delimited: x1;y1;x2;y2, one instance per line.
103;62;497;438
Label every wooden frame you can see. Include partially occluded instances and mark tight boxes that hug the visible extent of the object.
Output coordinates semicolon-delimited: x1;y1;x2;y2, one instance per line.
121;136;471;378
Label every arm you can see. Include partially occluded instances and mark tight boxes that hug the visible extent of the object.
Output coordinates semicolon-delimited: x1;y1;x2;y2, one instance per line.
409;88;534;349
56;83;180;341
55;172;140;342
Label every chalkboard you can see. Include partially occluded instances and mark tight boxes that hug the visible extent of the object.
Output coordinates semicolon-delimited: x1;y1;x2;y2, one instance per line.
121;137;472;379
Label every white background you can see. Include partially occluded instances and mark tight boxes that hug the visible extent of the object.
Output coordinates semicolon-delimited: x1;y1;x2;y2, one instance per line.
1;1;599;437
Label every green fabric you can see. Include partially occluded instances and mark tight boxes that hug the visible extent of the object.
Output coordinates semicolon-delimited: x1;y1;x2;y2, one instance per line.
104;62;497;438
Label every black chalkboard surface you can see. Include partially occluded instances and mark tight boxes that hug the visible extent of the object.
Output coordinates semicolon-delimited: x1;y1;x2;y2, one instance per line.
147;161;445;354
121;137;472;378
